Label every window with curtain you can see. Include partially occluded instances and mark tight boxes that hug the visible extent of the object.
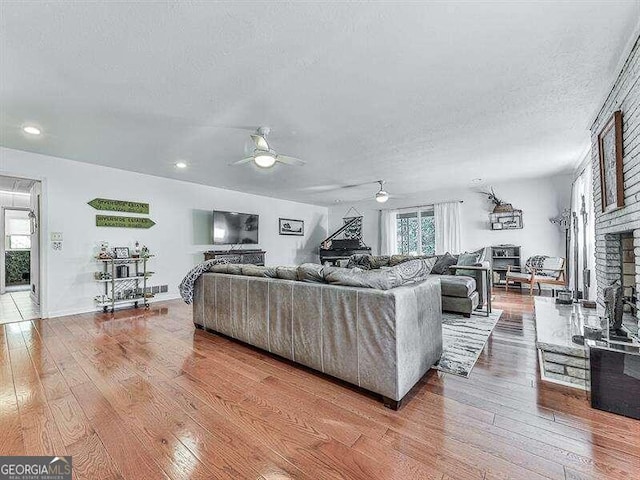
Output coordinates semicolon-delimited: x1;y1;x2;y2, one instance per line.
396;209;435;255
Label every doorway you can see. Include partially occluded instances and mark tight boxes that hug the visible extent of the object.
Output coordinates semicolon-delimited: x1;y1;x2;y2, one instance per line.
0;175;41;324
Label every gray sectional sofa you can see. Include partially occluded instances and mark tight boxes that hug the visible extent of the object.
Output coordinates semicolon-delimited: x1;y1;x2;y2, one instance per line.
192;271;442;409
345;248;491;317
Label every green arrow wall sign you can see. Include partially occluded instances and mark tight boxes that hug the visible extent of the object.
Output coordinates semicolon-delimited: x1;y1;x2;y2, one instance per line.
96;215;156;229
88;198;149;214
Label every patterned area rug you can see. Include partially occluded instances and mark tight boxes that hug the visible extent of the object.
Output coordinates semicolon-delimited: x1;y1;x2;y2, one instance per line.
434;309;503;377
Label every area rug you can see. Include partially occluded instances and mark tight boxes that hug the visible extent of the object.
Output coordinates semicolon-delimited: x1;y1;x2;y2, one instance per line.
434;309;503;377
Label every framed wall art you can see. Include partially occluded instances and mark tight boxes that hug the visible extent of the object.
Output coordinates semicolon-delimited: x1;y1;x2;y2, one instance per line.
598;110;624;213
279;218;304;236
114;247;130;259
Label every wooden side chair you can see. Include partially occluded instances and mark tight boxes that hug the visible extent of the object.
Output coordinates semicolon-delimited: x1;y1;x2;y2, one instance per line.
505;256;566;296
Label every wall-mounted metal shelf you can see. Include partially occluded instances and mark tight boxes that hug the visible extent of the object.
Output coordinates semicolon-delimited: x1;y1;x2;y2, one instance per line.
489;210;523;230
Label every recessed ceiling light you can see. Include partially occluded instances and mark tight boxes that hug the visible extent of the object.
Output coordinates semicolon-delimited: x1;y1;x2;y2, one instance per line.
175;161;188;169
23;125;41;135
471;178;483;183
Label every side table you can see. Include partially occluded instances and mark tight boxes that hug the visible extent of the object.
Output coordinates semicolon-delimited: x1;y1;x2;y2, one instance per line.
449;265;492;317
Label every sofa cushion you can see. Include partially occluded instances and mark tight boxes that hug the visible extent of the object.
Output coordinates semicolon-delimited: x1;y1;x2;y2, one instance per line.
227;263;243;275
440;275;476;298
240;265;277;277
323;266;403;290
210;263;231;273
211;263;243;274
275;266;298;281
431;253;457;275
297;263;325;283
454;251;481;277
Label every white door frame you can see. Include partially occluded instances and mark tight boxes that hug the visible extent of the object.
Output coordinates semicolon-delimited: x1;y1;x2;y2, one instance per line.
0;206;32;294
0;172;46;317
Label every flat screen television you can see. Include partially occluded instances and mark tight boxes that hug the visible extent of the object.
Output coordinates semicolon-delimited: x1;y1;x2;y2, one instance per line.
212;210;259;245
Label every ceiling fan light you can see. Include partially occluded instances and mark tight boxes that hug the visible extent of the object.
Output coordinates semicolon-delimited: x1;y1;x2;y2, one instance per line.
376;190;389;203
254;154;276;168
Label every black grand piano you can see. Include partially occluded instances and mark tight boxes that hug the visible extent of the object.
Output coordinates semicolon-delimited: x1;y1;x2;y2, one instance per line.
319;215;371;265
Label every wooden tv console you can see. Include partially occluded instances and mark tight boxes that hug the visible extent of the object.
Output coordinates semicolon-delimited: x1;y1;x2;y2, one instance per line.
204;249;266;266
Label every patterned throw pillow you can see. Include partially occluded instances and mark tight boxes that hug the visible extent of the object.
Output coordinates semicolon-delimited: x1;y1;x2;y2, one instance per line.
390;258;437;284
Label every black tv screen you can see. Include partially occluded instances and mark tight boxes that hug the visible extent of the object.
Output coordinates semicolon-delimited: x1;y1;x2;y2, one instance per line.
212;210;259;245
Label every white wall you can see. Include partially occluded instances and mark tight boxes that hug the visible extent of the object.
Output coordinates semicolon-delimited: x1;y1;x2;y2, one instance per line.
328;175;572;263
0;147;328;318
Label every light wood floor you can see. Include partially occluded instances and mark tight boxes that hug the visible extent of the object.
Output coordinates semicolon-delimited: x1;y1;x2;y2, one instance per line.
1;290;638;479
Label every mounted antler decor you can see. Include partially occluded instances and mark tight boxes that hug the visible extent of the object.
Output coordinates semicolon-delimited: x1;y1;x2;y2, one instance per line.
483;188;523;230
482;187;513;213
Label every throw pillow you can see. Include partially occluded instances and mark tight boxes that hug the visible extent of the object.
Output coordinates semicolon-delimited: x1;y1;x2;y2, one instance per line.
346;254;375;270
454;252;480;277
297;263;325;283
389;254;431;267
371;255;391;268
390;258;437;284
431;253;457;275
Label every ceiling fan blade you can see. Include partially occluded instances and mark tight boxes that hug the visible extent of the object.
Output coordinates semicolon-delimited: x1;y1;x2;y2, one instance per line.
250;134;270;151
230;157;255;166
277;155;306;166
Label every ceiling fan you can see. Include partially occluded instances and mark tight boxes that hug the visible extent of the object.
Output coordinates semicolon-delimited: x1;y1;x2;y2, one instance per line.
231;127;305;168
303;179;392;203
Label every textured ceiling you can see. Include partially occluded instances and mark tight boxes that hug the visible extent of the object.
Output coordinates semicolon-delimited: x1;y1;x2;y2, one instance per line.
1;1;638;205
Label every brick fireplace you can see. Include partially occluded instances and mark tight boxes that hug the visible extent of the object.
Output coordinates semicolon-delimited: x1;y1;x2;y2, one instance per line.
591;36;640;328
598;231;638;315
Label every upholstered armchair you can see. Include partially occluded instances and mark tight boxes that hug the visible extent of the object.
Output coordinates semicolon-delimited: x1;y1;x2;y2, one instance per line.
505;255;566;296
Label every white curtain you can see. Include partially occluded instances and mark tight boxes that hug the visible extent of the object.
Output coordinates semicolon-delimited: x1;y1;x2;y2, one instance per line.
434;201;461;254
380;209;398;255
570;165;596;300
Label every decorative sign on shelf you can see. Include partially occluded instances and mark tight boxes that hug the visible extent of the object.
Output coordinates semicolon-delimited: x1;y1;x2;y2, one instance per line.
96;215;156;229
88;198;150;214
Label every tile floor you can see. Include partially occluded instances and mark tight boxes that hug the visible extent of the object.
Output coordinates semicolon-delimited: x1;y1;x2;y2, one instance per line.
0;290;40;324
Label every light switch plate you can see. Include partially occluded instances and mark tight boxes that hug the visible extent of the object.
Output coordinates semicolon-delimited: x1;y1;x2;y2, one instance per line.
51;232;63;241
